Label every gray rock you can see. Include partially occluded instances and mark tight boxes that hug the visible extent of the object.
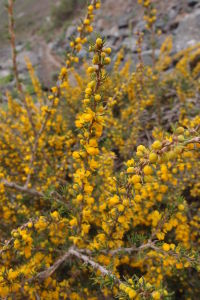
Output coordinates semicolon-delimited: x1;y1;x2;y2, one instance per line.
96;19;105;30
16;43;24;52
174;9;200;51
118;12;134;29
155;19;168;31
65;25;76;39
133;20;146;33
133;49;160;66
0;69;10;78
102;26;119;38
78;49;87;59
122;37;137;52
168;8;178;20
140;49;160;65
17;51;39;71
119;28;131;37
187;0;199;7
108;36;119;48
0;59;12;70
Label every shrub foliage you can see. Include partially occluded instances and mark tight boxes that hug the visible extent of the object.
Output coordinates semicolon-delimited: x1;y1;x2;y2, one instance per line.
0;0;200;299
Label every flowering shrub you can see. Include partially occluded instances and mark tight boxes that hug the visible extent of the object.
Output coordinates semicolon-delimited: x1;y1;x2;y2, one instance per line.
0;0;200;299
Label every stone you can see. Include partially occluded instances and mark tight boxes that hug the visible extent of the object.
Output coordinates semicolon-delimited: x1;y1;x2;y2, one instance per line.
173;9;200;51
155;19;168;31
78;49;87;59
122;37;137;52
132;49;160;66
102;26;119;38
0;69;10;78
119;28;130;38
95;19;105;30
16;43;24;52
187;0;199;7
0;59;12;70
17;51;39;71
118;12;133;29
168;8;178;20
133;20;146;33
65;25;76;39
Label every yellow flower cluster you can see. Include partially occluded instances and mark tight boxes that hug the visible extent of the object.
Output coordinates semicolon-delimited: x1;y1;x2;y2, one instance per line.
0;0;200;299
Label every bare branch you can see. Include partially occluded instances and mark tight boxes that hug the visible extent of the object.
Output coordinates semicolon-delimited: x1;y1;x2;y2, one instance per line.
28;242;199;286
78;240;155;256
30;250;72;282
29;247;122;284
107;241;155;255
0;218;36;255
69;248;122;284
150;245;200;264
184;136;200;145
7;0;22;95
7;0;37;137
1;180;43;197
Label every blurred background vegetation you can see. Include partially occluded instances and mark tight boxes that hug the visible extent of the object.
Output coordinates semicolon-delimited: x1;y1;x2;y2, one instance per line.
0;0;87;43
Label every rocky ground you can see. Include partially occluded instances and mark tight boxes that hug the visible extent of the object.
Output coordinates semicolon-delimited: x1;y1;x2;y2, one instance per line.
0;0;200;100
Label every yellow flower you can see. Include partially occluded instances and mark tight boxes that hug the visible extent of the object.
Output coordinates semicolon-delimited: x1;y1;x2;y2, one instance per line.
73;151;80;159
152;291;161;300
105;47;112;55
88;5;94;12
178;204;185;211
96;38;103;47
128;289;137;299
131;175;141;184
86;146;99;156
149;152;158;163
88;66;95;73
162;243;170;252
51;211;60;220
69;217;78;227
152;140;162;150
143;165;153;175
127;167;134;173
94;94;101;101
104;57;111;65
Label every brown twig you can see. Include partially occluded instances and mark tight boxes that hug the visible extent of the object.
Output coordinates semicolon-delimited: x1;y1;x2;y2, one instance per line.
1;179;43;197
29;250;72;282
150;244;200;264
107;240;155;255
69;248;122;284
7;0;37;137
183;136;200;145
29;247;122;284
7;0;22;95
0;218;36;255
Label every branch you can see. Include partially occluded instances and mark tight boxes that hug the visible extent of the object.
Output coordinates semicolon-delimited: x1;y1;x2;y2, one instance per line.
29;247;122;284
25;242;199;287
184;136;200;145
2;179;68;208
7;0;37;137
150;245;200;264
0;237;13;256
1;180;43;197
107;241;155;255
0;218;36;255
78;240;156;256
70;248;122;284
7;0;22;95
30;250;72;282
